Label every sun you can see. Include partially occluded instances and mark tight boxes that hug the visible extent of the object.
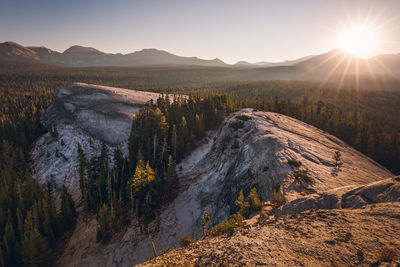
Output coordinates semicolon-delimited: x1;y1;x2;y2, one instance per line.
337;25;378;58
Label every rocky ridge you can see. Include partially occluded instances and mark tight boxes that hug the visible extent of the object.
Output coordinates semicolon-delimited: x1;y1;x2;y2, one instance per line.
31;84;393;266
277;176;400;217
140;201;400;266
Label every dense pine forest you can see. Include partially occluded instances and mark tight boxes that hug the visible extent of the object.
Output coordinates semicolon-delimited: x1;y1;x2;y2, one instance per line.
0;63;399;265
0;78;76;266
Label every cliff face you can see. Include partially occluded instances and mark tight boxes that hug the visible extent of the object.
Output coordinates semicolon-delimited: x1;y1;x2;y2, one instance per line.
31;83;162;201
31;84;393;266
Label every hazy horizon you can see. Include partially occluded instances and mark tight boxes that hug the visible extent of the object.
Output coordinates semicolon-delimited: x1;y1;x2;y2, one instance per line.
1;0;400;64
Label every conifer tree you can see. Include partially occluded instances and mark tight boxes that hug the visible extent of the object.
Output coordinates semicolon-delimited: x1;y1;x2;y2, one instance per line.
171;124;177;159
247;187;262;214
201;211;211;237
0;240;4;267
60;186;76;229
77;143;87;198
333;150;343;168
41;198;55;245
3;221;16;266
270;187;286;210
235;190;251;217
96;203;110;244
166;155;178;198
16;208;24;240
22;227;51;266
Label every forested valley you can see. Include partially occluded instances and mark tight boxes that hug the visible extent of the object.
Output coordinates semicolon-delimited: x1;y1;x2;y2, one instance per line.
0;65;399;265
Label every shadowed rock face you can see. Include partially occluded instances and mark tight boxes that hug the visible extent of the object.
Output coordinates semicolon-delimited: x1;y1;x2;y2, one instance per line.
31;83;162;201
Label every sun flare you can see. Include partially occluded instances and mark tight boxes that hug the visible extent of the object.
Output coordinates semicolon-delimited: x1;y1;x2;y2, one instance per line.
337;25;378;58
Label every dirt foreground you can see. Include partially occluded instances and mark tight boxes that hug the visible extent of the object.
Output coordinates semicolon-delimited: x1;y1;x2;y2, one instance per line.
139;202;400;266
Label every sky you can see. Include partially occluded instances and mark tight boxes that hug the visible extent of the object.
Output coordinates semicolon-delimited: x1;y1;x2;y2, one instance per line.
1;0;400;64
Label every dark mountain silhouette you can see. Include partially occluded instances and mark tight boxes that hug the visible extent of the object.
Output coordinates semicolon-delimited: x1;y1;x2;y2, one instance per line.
0;41;227;67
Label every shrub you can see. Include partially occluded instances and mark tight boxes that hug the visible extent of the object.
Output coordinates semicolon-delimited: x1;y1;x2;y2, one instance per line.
159;246;174;256
206;213;244;237
332;150;343;167
257;211;268;223
287;158;302;167
270;187;286;210
292;169;315;184
179;234;196;247
235;114;252;121
236;188;263;218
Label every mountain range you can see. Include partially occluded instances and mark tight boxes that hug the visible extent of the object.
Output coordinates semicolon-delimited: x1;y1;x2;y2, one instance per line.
0;41;226;67
1;41;400;89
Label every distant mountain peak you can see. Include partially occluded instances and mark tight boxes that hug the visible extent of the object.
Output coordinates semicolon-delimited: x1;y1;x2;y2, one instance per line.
1;41;31;50
0;41;38;59
3;41;21;46
133;48;171;55
63;45;104;54
140;48;161;52
212;58;225;64
235;61;252;65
